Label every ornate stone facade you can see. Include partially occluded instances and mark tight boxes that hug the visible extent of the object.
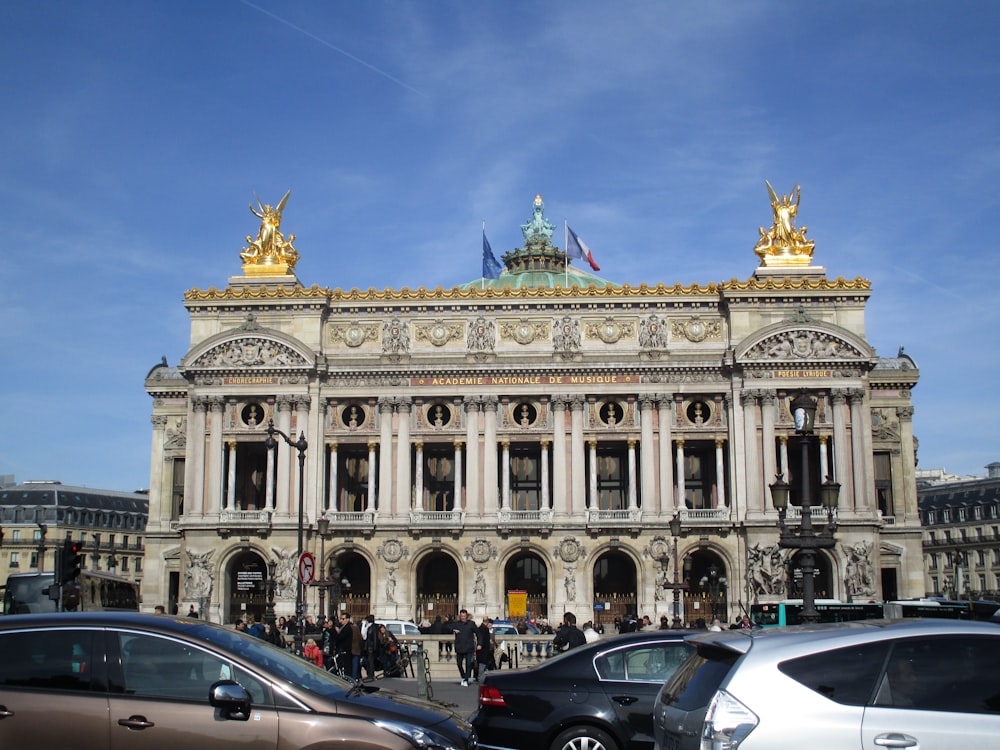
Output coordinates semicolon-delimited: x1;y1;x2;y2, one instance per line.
142;191;924;625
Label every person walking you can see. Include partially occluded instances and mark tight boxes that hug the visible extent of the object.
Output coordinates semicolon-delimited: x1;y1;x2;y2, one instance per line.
452;608;479;686
334;613;355;676
475;617;495;680
552;611;586;652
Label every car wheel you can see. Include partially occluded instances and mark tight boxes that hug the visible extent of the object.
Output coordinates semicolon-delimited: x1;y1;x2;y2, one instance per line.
550;726;619;750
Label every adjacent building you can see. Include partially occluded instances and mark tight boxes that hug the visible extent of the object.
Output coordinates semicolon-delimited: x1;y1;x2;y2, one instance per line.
918;462;1000;600
141;189;923;626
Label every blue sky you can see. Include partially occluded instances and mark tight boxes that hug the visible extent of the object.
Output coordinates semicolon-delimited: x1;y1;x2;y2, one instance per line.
1;1;997;492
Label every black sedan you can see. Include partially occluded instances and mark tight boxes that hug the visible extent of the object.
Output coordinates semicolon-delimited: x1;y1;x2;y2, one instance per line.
472;630;693;750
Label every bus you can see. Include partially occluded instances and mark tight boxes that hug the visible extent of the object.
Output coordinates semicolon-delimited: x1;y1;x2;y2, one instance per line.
750;600;884;627
2;571;139;615
750;598;985;627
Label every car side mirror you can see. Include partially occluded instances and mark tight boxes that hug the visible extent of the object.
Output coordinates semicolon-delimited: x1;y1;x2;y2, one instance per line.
209;680;252;721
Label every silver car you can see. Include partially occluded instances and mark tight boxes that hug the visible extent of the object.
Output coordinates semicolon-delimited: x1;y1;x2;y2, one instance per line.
653;619;1000;750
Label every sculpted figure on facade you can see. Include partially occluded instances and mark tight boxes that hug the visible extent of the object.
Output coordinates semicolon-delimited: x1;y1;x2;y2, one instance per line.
184;550;214;600
564;566;577;600
473;567;487;602
844;541;876;598
271;548;297;599
241;190;299;270
552;315;581;355
746;543;786;598
382;318;410;356
467;315;496;352
385;567;397;602
639;314;669;351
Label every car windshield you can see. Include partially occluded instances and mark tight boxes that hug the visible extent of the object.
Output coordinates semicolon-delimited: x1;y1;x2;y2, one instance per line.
176;620;355;697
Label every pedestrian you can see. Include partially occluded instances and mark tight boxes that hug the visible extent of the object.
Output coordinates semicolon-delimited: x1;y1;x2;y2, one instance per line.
334;613;355;675
582;620;600;643
303;638;324;668
248;615;266;638
350;614;364;679
154;604;166;615
363;614;378;677
475;617;495;679
187;604;199;618
452;608;479;686
552;611;586;651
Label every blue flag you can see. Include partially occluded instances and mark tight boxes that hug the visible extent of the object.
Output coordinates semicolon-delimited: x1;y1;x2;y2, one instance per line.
482;232;502;279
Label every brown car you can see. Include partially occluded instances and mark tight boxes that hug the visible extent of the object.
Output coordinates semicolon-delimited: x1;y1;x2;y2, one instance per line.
0;611;477;750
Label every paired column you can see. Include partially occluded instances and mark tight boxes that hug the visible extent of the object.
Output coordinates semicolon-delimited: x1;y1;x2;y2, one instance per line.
551;398;569;518
464;399;481;515
377;398;394;516
395;400;412;515
483;398;499;515
183;397;207;517
658;396;674;515
639;397;656;513
326;442;338;513
413;441;424;510
453;440;464;511
570;397;586;513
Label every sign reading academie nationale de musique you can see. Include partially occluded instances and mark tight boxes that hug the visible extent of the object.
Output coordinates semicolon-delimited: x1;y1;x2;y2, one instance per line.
411;374;639;386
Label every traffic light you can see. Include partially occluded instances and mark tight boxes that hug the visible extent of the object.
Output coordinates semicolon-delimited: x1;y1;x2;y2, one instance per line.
61;540;83;584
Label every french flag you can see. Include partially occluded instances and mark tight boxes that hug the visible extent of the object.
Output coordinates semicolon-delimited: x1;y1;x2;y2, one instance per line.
566;225;600;272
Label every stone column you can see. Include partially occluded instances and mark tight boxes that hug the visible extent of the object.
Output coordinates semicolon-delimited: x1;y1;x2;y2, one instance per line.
367;441;378;514
413;441;424;510
674;439;686;510
483;397;499;516
225;441;237;510
149;415;169;527
760;391;777;502
464;399;481;515
627;439;638;510
715;438;727;508
831;390;852;509
395;400;412;516
897;405;917;521
779;436;789;481
819;436;830;487
185;397;207;517
658;396;674;515
741;391;762;515
378;398;394;516
552;397;569;518
570;396;586;514
639;396;656;513
453;440;464;511
849;390;872;511
205;398;224;516
500;440;510;510
588;439;599;509
540;439;550;510
274;396;294;518
327;442;338;513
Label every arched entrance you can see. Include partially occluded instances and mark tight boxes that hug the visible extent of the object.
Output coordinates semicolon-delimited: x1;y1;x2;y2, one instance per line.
787;551;835;601
504;552;548;620
593;551;637;630
685;550;729;626
226;550;268;624
321;549;371;622
415;552;459;623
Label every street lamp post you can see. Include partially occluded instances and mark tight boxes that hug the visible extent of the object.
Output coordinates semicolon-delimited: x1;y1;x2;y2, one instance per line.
315;516;331;619
92;533;101;572
107;540;118;576
265;559;278;634
769;392;840;624
266;418;308;656
700;564;727;620
663;514;689;626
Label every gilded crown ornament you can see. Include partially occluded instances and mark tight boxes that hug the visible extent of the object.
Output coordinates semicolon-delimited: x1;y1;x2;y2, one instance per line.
753;181;816;267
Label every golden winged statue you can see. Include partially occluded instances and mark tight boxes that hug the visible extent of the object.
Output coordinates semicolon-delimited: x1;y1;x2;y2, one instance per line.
753;181;816;267
240;190;300;275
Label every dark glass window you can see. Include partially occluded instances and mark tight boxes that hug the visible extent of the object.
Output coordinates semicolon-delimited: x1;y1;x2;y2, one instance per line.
660;645;739;711
779;641;888;706
873;636;1000;714
0;629;94;691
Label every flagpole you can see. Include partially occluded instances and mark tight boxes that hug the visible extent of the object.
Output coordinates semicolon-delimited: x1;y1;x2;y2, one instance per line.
482;220;486;291
564;219;569;286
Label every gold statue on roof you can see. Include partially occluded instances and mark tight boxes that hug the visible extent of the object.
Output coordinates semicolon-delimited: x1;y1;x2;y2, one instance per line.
753;181;816;267
240;190;299;276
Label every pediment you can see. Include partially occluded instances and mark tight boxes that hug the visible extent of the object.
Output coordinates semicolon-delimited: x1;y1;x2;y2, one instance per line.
737;322;873;365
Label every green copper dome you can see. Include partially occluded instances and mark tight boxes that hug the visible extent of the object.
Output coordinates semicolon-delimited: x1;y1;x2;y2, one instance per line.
462;195;617;291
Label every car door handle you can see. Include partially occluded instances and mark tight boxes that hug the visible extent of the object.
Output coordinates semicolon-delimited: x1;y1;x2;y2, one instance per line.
118;715;155;730
874;733;918;748
0;707;13;718
612;696;639;705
